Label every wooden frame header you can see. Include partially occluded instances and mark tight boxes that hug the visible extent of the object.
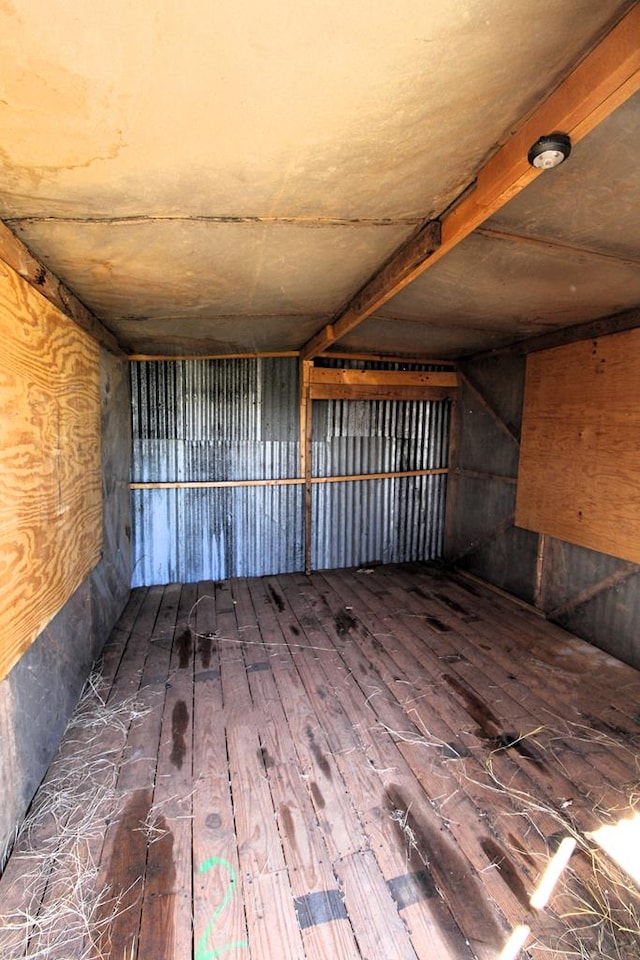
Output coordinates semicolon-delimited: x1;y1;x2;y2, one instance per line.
308;367;458;401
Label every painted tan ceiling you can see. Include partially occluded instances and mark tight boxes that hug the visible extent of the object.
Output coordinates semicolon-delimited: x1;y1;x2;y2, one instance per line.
0;0;637;358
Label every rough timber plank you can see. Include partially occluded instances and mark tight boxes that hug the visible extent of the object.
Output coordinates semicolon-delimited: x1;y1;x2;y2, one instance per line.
449;568;640;727
0;590;147;957
257;577;368;863
279;572;515;960
138;583;197;960
331;564;635;955
4;567;640;960
239;577;363;960
374;565;632;818
216;580;304;959
249;576;436;960
408;566;640;783
94;584;180;960
192;582;250;960
388;563;640;795
98;587;148;686
309;567;588;957
272;573;481;960
335;850;419;960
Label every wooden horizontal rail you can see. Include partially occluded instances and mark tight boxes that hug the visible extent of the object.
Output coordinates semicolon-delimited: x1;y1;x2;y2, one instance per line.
454;468;518;485
131;478;304;490
129;350;457;366
0;224;122;355
310;385;456;401
129;351;299;361
314;468;448;484
309;368;458;402
320;351;457;367
130;468;448;491
310;368;458;387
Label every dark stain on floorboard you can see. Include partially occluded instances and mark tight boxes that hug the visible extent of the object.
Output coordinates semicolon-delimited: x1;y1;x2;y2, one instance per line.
371;634;385;653
507;833;536;868
170;700;189;769
583;714;638;741
386;784;504;950
494;731;547;768
439;740;472;760
95;788;152;957
141;816;176;958
258;746;275;770
408;586;431;601
387;868;437;906
433;592;479;623
334;608;358;637
290;624;301;636
442;674;501;738
176;627;192;669
424;615;452;633
479;836;532;912
306;724;332;779
280;804;297;852
268;585;286;612
198;633;214;669
310;781;325;809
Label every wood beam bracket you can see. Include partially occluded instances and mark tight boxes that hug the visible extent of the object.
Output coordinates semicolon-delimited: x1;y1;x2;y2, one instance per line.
448;516;515;566
547;563;640;620
458;370;520;445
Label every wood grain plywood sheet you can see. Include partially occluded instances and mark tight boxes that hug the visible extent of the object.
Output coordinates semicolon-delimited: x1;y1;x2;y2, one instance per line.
0;260;101;679
515;328;640;562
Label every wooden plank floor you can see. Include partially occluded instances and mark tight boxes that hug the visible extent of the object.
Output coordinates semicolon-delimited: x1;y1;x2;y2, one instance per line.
1;564;640;960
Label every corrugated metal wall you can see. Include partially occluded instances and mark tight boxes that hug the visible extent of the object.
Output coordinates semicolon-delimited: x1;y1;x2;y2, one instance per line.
311;394;449;568
131;358;450;585
131;358;301;585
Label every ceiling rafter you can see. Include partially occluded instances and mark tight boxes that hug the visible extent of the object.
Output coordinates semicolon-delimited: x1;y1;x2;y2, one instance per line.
300;3;640;360
475;226;640;270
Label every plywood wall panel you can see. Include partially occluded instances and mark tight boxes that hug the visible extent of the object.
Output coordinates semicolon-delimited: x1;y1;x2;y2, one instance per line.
0;262;102;679
515;328;640;563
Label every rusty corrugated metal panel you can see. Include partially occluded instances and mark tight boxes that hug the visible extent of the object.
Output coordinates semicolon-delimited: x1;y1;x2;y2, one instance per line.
312;474;447;570
311;391;450;569
131;358;450;585
131;358;302;585
131;485;304;586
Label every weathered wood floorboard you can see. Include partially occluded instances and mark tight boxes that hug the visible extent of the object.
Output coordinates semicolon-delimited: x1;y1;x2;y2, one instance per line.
1;565;639;960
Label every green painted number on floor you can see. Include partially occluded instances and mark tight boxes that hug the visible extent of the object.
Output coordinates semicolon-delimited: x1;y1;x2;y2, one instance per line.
196;856;249;960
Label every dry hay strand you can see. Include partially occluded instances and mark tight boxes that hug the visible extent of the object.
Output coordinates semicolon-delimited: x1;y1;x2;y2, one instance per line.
463;750;640;958
377;706;640;959
0;667;156;959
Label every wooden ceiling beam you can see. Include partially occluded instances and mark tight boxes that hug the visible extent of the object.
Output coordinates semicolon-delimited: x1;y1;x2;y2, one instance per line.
0;222;123;356
300;4;640;361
